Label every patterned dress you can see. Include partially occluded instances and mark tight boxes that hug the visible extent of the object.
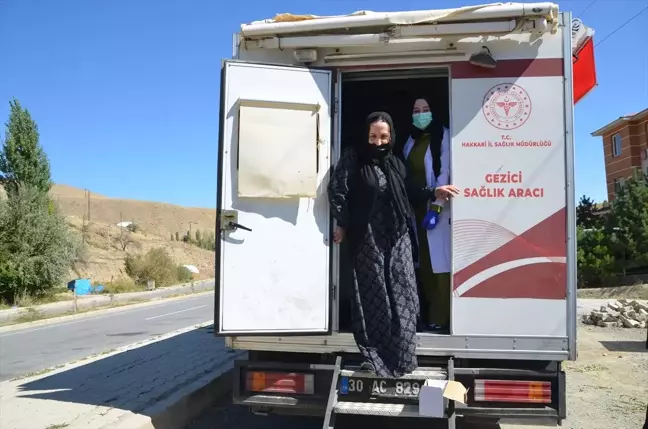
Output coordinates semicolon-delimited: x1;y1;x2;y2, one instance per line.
328;150;420;378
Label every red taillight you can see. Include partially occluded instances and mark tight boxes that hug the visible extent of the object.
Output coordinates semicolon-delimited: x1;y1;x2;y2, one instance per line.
246;371;315;395
474;380;551;404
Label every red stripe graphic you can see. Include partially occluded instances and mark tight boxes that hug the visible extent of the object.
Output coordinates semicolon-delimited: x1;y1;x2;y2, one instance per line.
339;58;565;78
453;207;567;299
452;58;564;79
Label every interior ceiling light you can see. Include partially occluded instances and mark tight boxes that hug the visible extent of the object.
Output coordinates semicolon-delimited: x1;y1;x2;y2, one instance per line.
469;46;497;69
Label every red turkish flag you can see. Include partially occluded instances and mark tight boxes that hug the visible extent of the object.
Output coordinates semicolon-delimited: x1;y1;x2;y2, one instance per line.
573;37;596;103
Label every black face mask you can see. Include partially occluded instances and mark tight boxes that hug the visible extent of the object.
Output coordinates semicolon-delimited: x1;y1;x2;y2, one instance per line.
366;142;392;159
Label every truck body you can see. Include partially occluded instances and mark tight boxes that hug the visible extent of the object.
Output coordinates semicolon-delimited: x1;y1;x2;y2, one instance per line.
214;2;597;426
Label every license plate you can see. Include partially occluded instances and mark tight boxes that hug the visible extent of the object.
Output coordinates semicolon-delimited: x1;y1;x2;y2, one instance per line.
339;377;423;398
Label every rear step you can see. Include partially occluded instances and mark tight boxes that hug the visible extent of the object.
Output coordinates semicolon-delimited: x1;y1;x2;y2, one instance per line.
322;356;457;429
339;368;447;380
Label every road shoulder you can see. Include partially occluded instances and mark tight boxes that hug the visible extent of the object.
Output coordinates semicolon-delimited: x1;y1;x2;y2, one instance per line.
0;288;215;333
0;279;215;325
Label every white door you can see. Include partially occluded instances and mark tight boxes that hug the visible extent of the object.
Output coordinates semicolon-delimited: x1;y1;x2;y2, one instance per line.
217;61;332;335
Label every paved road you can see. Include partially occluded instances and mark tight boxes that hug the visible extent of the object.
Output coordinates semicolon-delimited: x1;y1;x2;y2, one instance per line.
0;292;214;381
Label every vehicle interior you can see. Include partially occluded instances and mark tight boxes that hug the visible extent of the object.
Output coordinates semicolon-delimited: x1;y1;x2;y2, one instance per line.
336;68;452;334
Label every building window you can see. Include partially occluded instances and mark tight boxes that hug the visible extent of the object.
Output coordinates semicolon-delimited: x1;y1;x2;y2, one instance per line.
614;178;625;194
612;133;622;157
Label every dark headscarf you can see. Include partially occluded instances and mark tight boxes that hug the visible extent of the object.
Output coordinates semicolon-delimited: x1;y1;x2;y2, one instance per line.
349;112;410;242
410;99;445;178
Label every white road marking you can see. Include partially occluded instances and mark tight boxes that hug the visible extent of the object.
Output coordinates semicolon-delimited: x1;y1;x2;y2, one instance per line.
144;305;207;321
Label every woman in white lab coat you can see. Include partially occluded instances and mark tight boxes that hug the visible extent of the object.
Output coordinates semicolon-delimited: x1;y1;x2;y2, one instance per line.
403;98;458;332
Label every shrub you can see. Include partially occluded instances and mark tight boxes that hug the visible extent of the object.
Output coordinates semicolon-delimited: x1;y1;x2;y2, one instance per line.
101;277;141;294
126;223;139;233
177;266;194;283
124;247;178;287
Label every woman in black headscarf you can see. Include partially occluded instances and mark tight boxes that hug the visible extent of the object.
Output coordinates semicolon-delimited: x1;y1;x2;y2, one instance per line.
328;111;419;378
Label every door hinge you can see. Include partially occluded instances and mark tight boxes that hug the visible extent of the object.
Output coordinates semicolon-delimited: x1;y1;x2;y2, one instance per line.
331;283;337;301
333;97;339;114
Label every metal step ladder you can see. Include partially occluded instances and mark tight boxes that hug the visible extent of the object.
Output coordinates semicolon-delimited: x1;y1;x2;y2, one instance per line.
322;356;457;429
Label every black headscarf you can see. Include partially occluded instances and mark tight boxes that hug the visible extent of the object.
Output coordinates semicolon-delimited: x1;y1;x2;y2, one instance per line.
410;99;445;178
349;112;410;242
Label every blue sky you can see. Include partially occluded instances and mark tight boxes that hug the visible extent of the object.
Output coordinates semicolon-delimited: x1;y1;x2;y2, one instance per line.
1;0;647;208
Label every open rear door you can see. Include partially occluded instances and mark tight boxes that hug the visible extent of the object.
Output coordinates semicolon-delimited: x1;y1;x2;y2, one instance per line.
450;24;572;337
216;61;332;335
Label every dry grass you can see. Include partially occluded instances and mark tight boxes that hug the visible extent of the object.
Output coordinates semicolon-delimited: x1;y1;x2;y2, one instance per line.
0;287;73;309
98;277;145;294
50;184;216;239
69;216;216;283
44;184;217;283
2;184;217;284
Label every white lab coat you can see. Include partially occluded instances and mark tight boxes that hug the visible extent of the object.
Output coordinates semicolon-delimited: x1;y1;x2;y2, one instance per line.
403;127;451;274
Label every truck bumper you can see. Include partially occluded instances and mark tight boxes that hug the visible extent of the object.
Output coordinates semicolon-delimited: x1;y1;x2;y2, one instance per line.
232;357;566;425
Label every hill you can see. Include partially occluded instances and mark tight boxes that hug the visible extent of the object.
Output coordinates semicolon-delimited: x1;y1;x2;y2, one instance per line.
2;184;217;283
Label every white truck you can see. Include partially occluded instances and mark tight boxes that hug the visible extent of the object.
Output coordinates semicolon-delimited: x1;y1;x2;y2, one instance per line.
215;3;597;427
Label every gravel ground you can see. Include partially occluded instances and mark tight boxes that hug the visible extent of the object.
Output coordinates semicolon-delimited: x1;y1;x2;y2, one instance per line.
187;325;648;429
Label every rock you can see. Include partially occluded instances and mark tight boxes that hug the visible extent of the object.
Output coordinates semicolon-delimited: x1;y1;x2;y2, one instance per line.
599;306;608;313
621;306;634;314
632;301;648;312
619;315;640;329
625;310;637;320
607;302;621;312
581;315;594;325
618;299;629;305
597;321;618;328
608;301;623;311
591;311;605;321
636;309;648;322
639;321;646;329
602;313;618;322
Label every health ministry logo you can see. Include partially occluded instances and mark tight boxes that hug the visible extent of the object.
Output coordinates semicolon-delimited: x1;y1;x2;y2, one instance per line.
482;83;532;130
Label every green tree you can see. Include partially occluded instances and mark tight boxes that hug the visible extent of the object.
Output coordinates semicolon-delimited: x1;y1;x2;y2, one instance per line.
577;226;615;288
0;186;81;303
607;175;648;271
0;99;52;197
195;229;202;245
175;231;180;241
576;195;600;229
204;230;216;251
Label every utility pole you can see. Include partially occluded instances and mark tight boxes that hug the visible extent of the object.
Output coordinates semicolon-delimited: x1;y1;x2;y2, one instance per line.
85;189;91;222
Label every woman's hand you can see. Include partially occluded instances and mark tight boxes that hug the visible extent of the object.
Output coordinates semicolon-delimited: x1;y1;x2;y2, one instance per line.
333;226;346;244
434;185;460;201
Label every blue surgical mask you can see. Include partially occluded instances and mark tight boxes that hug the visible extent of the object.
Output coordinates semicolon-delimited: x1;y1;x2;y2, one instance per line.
413;112;433;130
